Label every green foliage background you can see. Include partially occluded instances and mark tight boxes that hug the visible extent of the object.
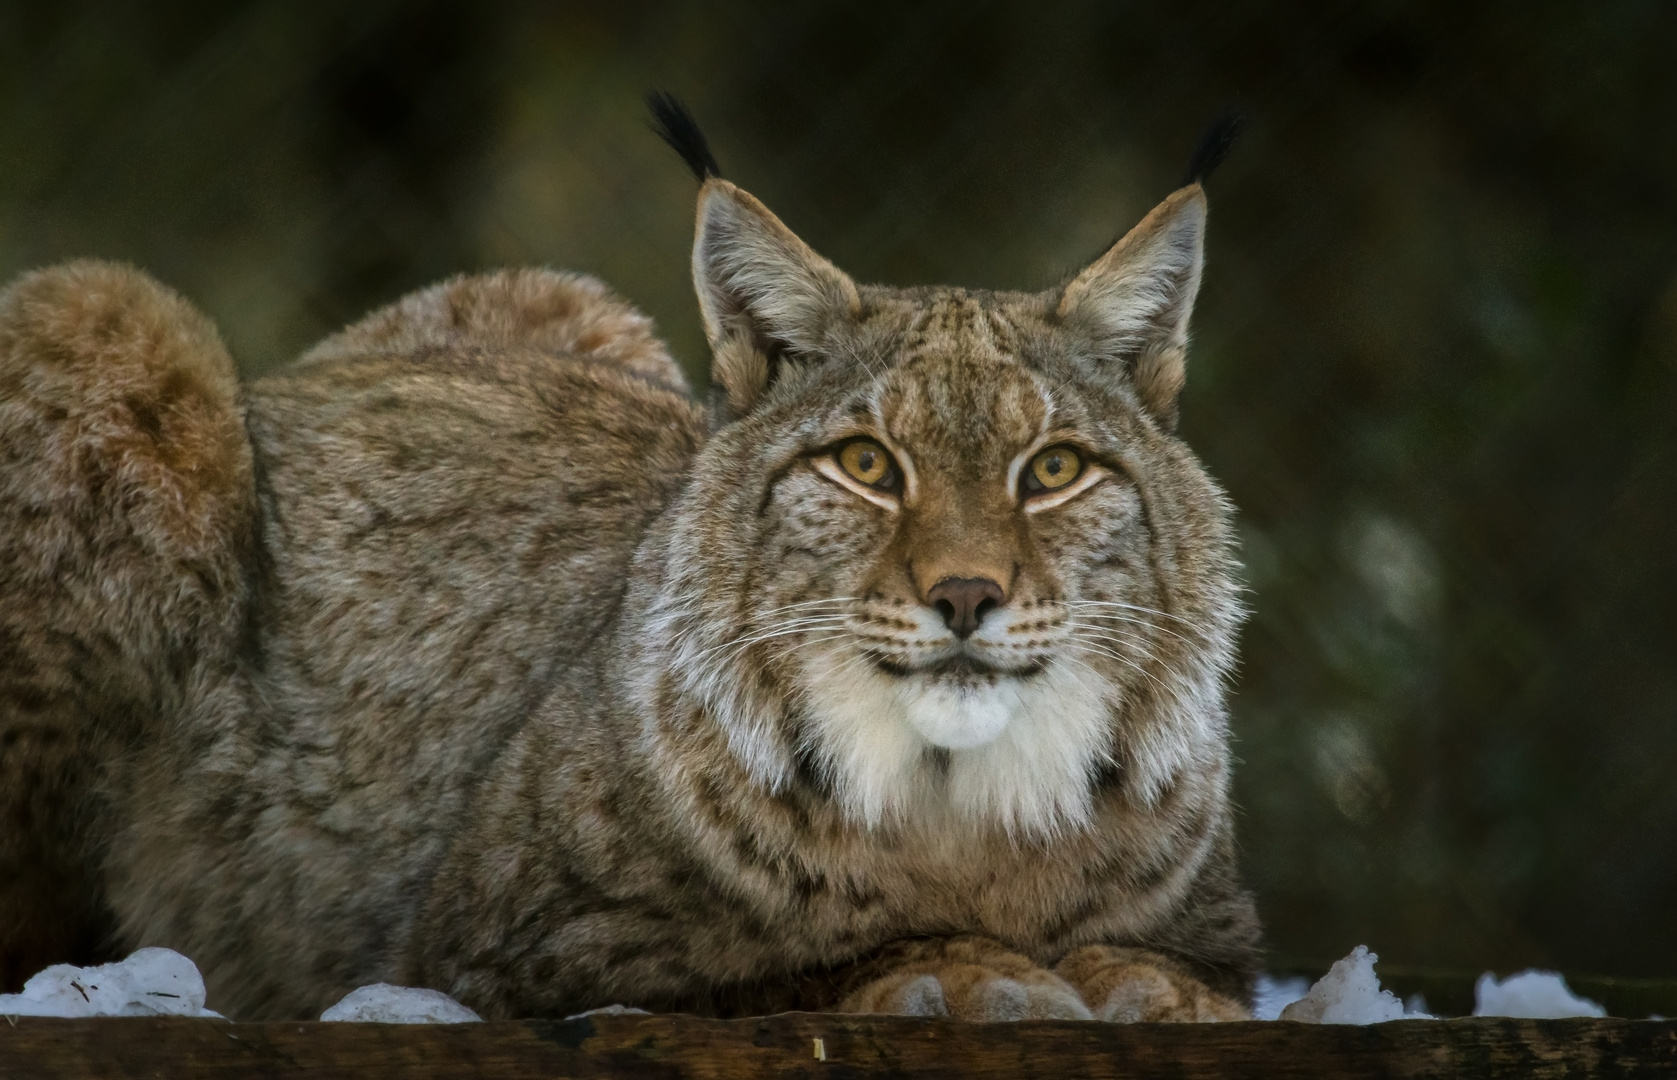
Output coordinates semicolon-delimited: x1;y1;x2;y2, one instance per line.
3;0;1674;977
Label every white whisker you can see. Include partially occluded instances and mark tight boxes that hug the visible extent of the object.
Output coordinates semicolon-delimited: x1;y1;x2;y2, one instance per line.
694;616;851;663
1062;640;1177;702
1063;600;1203;646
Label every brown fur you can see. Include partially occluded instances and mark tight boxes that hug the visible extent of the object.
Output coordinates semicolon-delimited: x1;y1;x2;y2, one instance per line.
0;179;1260;1020
0;261;254;990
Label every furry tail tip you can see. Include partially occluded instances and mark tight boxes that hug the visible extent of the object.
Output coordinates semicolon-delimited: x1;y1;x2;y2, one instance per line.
647;91;722;181
1182;107;1244;187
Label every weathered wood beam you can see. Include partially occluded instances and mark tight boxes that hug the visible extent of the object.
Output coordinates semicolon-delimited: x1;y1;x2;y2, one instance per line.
2;1013;1674;1078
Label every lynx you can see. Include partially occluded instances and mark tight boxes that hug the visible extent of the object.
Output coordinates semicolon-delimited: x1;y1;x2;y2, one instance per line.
0;103;1260;1021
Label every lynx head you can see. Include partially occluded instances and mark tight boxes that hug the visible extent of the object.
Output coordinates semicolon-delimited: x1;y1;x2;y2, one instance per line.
647;151;1243;840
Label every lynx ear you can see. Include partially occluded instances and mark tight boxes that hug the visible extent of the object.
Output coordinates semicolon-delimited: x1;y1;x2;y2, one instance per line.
1057;185;1207;430
692;179;860;418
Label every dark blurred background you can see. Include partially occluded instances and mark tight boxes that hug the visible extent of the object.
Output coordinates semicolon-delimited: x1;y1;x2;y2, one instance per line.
3;0;1674;979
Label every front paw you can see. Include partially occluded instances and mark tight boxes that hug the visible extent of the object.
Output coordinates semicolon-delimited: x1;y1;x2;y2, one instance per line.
1054;946;1249;1022
840;950;1092;1021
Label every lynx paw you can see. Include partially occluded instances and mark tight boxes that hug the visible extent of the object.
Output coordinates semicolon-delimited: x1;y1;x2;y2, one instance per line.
1054;946;1249;1022
839;938;1093;1021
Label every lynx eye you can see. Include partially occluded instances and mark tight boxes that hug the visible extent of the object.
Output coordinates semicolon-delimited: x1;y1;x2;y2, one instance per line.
1025;447;1083;493
837;440;898;490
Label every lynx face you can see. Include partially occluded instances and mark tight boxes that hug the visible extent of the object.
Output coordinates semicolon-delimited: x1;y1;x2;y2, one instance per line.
651;181;1241;840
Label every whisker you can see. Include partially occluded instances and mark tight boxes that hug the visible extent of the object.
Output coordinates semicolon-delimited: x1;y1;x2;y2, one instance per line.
698;630;849;678
691;616;852;664
1062;640;1176;701
751;596;863;618
1062;600;1204;646
1045;654;1114;708
669;596;859;651
1064;619;1178;662
1063;622;1168;668
698;615;852;647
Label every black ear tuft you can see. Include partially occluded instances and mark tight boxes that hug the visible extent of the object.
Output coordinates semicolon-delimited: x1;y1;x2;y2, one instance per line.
1181;107;1244;186
647;91;722;181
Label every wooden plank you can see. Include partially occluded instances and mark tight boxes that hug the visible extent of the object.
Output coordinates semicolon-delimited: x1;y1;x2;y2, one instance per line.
1;1013;1674;1079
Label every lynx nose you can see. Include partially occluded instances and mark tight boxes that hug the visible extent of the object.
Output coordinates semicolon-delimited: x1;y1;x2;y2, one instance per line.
926;577;1006;639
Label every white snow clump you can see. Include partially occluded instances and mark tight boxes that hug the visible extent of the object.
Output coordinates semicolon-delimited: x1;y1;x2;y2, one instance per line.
320;983;482;1023
1473;970;1606;1019
1279;945;1431;1023
0;947;221;1019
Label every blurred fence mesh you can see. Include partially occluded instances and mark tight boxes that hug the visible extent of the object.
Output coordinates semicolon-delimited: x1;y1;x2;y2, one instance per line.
3;0;1675;977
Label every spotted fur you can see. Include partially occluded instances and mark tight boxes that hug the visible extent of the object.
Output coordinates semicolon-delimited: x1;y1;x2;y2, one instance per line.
0;179;1259;1020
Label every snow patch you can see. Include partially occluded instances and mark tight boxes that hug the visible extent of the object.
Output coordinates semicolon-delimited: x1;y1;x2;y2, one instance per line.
320;983;482;1023
1279;945;1432;1023
1474;970;1606;1019
0;948;221;1019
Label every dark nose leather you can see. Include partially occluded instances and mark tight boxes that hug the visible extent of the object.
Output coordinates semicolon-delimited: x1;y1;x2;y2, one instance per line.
926;577;1006;639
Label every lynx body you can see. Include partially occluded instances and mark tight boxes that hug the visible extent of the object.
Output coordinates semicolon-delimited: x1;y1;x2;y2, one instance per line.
0;148;1260;1020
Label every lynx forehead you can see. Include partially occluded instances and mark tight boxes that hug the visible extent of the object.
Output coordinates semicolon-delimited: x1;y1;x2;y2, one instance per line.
879;339;1050;477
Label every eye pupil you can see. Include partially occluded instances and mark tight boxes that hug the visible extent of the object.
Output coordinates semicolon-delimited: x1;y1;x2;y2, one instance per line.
838;440;895;489
1029;447;1082;493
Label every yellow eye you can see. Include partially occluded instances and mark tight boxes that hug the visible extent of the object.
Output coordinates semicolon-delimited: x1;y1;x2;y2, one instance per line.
1027;447;1082;492
838;440;896;488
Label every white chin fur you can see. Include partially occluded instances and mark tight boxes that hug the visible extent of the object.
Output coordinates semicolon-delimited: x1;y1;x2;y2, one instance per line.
799;648;1114;837
901;678;1020;749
